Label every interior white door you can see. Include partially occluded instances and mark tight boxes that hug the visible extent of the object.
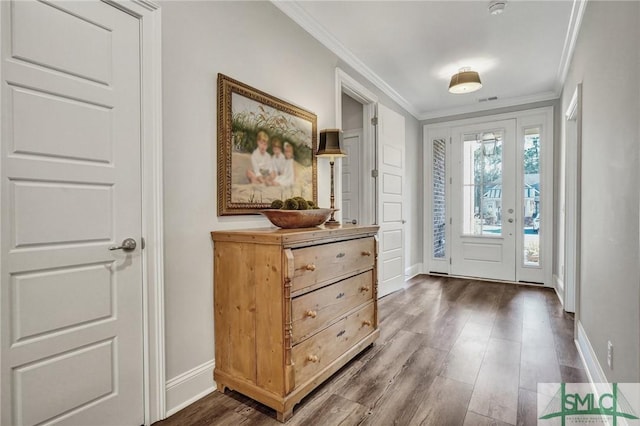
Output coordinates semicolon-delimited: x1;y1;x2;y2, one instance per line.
377;104;405;297
341;129;362;225
451;120;517;281
1;1;144;425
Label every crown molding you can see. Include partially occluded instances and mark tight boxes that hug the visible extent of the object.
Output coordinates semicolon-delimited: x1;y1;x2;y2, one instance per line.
418;91;558;121
555;0;588;93
271;0;420;119
272;0;582;122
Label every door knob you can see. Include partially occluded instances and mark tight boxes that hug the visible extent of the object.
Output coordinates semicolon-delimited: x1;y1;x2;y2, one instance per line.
352;219;357;225
508;218;514;223
109;238;137;252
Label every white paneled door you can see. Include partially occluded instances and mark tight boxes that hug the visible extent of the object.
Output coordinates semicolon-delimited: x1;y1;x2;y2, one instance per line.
341;130;362;225
450;120;517;281
1;1;144;425
377;104;405;297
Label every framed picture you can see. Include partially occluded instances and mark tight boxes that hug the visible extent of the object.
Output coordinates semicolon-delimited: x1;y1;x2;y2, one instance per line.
217;74;318;216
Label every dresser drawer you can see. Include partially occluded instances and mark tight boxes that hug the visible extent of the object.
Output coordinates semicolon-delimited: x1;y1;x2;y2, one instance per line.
292;271;373;344
292;302;375;386
291;237;374;293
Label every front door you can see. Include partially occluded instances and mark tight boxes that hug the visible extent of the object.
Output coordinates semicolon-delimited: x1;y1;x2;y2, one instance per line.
451;120;517;281
1;1;144;425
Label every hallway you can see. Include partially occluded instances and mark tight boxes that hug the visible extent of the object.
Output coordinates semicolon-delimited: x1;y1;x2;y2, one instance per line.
157;276;587;425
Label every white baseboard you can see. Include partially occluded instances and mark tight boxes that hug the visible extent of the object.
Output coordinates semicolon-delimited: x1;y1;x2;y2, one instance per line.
405;263;423;280
165;360;216;417
553;274;565;306
576;320;608;384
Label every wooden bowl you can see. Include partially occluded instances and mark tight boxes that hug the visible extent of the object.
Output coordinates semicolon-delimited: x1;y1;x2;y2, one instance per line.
259;208;335;229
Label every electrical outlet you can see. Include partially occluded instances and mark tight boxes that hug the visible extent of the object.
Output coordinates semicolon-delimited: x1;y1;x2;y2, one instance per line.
607;341;613;369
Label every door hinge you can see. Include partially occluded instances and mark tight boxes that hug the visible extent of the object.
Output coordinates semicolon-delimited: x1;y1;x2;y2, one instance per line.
141;237;146;250
449;258;452;265
449;177;452;184
371;116;378;126
371;169;379;178
449;217;452;225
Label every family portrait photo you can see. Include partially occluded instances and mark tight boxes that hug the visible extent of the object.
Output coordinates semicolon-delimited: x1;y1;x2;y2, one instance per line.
217;74;317;215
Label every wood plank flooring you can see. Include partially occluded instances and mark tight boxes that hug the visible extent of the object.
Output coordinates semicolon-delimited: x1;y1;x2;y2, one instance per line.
154;275;588;426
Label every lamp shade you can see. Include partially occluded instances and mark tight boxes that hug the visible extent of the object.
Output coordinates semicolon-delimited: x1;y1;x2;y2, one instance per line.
317;129;346;157
448;69;482;94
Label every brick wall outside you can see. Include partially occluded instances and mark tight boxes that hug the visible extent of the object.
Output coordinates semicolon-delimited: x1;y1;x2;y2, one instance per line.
432;139;446;259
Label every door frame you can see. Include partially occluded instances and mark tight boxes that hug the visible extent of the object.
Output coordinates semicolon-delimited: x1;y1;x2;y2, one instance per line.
423;106;554;286
564;84;582;316
0;1;166;424
335;68;378;226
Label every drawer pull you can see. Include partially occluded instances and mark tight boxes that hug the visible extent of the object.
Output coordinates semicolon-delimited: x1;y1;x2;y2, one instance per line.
306;355;319;363
336;292;345;299
336;330;346;338
359;286;370;292
304;264;316;271
362;251;372;256
305;310;317;318
336;252;345;258
362;320;372;327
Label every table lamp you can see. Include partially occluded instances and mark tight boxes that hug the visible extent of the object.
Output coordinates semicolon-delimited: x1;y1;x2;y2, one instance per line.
316;129;346;226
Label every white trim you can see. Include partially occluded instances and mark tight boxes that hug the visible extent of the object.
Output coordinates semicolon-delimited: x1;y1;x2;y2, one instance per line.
553;274;565;306
418;91;558;121
423;128;451;275
565;84;582;318
422;106;555;130
555;0;588;94
165;360;216;417
336;68;378;108
566;87;579;121
576;320;607;384
272;1;586;122
274;1;418;119
108;1;166;423
335;68;378;226
405;263;423;280
575;322;623;426
131;0;160;12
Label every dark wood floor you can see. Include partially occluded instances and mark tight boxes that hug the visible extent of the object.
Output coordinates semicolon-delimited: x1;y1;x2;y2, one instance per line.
155;275;588;426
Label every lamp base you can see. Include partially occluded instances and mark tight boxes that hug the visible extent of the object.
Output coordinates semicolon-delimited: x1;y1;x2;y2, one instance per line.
323;219;341;227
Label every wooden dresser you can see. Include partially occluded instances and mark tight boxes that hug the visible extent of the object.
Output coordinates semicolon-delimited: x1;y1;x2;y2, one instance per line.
211;225;379;421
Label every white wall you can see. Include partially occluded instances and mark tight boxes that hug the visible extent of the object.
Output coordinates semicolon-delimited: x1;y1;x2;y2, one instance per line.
561;1;640;382
161;0;421;413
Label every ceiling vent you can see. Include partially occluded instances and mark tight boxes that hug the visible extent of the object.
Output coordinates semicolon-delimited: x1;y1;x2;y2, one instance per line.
478;96;499;103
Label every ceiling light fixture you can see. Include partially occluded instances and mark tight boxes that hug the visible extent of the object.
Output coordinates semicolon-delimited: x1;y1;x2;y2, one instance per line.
488;0;507;15
448;67;482;94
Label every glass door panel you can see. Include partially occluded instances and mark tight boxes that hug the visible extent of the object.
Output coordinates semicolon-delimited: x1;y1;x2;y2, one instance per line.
451;120;516;282
462;131;504;236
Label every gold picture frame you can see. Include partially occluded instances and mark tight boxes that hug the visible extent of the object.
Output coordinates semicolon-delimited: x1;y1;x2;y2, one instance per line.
217;74;318;216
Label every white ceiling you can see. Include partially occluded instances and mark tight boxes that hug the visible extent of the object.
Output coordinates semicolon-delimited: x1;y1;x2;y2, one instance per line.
274;1;584;120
